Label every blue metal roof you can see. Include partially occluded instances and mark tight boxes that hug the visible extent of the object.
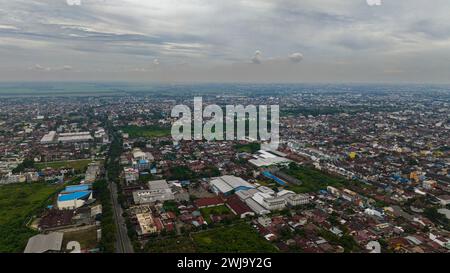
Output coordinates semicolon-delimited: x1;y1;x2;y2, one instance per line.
62;184;91;193
234;186;254;192
58;190;91;201
262;171;287;186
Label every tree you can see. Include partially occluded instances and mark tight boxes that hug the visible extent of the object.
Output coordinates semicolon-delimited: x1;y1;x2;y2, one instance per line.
12;158;35;174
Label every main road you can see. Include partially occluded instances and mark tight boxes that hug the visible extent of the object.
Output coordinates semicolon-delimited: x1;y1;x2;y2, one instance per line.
107;169;134;253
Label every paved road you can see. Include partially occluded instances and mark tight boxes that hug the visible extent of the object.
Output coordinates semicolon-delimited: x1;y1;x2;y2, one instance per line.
109;180;134;253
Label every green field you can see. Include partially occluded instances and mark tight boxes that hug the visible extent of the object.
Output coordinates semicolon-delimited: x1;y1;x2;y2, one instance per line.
144;236;196;253
0;182;62;252
192;223;278;253
283;163;349;193
234;142;261;153
35;159;99;171
200;205;232;221
62;228;99;251
121;125;171;139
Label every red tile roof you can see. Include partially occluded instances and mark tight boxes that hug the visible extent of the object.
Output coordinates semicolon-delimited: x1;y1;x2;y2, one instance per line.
226;194;253;216
194;196;224;208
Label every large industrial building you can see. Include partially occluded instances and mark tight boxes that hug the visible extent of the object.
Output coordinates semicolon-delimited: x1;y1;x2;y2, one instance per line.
24;232;64;253
248;150;291;167
85;162;101;183
40;131;93;144
57;184;93;210
210;175;255;196
132;180;175;204
231;184;311;214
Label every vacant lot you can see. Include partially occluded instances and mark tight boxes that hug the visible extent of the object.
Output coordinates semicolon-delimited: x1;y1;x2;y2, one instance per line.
200;205;232;221
192;223;277;253
35;159;99;171
283;164;349;193
121;125;171;139
0;182;62;252
144;236;196;253
234;142;261;153
63;228;99;251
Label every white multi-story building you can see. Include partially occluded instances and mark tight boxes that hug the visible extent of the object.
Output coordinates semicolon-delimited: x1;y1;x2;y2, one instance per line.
252;192;286;211
124;167;139;184
285;193;310;206
0;173;26;184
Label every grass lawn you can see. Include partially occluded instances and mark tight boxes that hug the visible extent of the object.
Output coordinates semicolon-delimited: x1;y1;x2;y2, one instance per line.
121;125;171;139
35;159;99;171
200;205;232;221
283;164;349;193
192;223;278;253
0;182;63;252
144;236;196;253
256;179;277;188
234;142;261;153
63;228;99;251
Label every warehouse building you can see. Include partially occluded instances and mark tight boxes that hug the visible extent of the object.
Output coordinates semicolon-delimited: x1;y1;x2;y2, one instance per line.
133;180;175;204
210;175;255;196
249;150;291;167
244;198;270;215
24;232;64;253
40;131;57;144
85;162;101;183
57;184;93;210
225;195;255;218
57;132;93;143
40;131;93;144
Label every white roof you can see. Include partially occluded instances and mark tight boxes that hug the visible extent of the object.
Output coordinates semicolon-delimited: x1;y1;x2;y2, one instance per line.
40;131;56;143
258;186;275;195
220;175;254;189
236;191;253;200
252;192;272;204
59;132;91;136
24;232;63;253
249;157;290;167
245;198;270;215
277;189;295;197
210;175;255;193
249;150;292;167
257;150;277;158
148;180;169;191
133;151;146;159
211;179;233;193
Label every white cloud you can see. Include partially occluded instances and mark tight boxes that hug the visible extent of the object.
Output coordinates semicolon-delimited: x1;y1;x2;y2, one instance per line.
30;64;51;71
66;0;82;6
29;64;73;72
251;50;262;64
289;52;303;63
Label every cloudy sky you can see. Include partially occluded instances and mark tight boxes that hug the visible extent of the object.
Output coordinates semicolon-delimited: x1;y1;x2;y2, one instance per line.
0;0;449;83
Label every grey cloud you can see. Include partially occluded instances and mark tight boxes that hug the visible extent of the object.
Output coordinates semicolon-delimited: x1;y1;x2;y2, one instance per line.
0;0;449;83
